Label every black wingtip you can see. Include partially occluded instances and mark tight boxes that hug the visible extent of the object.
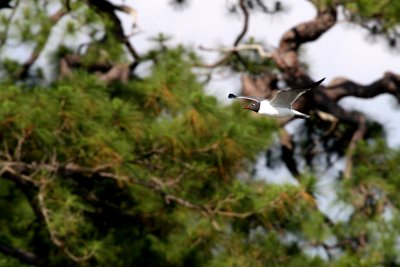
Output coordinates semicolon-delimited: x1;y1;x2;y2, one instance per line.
228;93;237;99
291;78;326;90
313;77;326;87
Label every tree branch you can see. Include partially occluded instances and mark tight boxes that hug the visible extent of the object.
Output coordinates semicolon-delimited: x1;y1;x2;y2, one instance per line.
59;53;133;83
37;183;95;262
199;0;250;68
0;161;262;223
279;6;337;53
64;0;71;11
18;8;68;79
0;0;20;49
325;72;400;103
233;0;249;46
0;0;13;9
199;43;273;59
86;0;140;62
0;242;38;266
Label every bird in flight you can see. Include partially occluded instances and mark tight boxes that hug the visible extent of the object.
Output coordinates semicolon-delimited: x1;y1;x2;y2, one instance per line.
228;78;325;119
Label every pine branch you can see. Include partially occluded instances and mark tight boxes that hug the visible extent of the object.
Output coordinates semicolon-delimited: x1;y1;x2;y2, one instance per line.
0;161;261;223
37;183;96;262
0;0;20;49
0;242;38;265
18;8;68;79
0;162;40;188
86;0;140;62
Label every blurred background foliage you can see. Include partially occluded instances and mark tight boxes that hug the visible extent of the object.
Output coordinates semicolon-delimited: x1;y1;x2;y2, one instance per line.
0;0;400;266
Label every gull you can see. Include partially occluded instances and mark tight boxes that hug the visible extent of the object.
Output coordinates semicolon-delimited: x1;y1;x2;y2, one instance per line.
228;78;325;119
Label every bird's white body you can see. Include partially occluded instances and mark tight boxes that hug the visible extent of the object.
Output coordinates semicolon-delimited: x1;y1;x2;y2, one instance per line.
228;78;326;119
259;101;309;118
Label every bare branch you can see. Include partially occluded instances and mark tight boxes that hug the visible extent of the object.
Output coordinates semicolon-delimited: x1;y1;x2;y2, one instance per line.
200;44;273;58
272;5;338;85
234;0;249;46
0;163;40;188
199;0;250;68
279;129;299;178
279;6;337;53
325;72;400;102
99;63;130;84
164;194;207;212
14;127;33;161
344;115;367;179
114;4;137;27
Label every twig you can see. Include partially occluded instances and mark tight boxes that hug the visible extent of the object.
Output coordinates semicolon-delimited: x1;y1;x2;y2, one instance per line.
37;183;64;248
114;4;137;27
0;164;39;187
165;194;207;212
38;182;95;262
254;0;281;14
213;210;252;218
0;0;20;49
14;128;33;161
199;0;251;68
1;139;12;161
18;8;68;79
234;0;249;46
343;115;366;179
199;44;274;58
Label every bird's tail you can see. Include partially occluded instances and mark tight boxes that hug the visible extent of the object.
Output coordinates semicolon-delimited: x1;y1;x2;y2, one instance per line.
294;114;310;119
228;93;237;99
293;110;310;119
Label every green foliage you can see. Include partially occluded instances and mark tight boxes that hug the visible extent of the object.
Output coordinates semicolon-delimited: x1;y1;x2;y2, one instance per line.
344;0;400;29
332;139;400;266
1;48;331;267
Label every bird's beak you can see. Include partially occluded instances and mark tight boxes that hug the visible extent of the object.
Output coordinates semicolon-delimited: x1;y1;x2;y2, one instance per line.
242;105;250;110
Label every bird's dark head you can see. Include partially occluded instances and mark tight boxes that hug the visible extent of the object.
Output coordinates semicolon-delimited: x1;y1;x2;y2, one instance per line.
242;102;260;113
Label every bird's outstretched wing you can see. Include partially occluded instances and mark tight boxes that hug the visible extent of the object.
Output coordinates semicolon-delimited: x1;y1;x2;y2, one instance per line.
228;93;262;103
269;78;325;108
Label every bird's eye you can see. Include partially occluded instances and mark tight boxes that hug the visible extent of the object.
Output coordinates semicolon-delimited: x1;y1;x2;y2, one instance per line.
252;104;255;107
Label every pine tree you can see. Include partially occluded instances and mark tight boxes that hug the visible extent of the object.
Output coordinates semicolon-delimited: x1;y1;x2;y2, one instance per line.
0;1;400;267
